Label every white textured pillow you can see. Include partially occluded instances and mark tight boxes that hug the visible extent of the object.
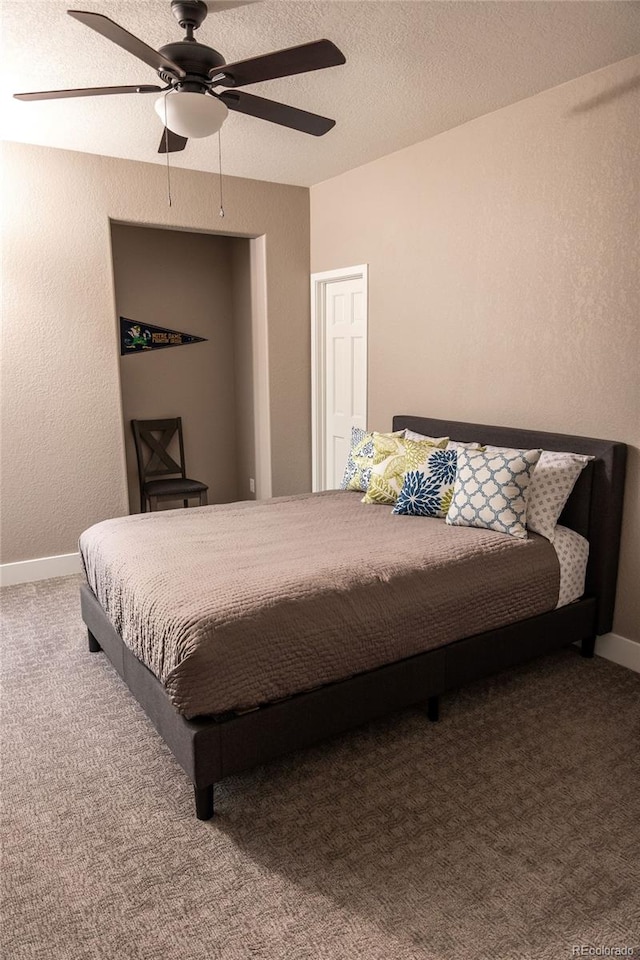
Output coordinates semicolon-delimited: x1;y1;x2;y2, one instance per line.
404;429;482;452
486;446;592;542
404;428;447;443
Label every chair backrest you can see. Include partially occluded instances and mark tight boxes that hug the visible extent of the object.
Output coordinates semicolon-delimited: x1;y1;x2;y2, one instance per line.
131;418;187;496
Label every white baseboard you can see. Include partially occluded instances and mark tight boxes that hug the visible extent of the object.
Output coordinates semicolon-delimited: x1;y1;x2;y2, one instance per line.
0;552;82;587
596;632;640;674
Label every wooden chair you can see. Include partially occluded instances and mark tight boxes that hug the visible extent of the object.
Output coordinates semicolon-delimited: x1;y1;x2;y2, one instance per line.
131;418;208;513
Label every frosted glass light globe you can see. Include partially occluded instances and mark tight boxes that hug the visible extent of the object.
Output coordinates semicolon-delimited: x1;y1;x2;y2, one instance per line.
155;92;228;139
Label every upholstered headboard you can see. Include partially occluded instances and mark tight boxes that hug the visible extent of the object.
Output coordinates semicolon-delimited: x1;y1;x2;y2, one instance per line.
393;416;627;636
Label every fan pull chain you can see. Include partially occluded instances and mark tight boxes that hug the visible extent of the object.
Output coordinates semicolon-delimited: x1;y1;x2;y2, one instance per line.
217;128;225;218
163;94;172;207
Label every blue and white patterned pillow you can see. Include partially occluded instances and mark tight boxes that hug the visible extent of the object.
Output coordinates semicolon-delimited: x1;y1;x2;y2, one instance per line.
485;445;592;542
340;427;370;491
445;448;542;539
393;443;458;518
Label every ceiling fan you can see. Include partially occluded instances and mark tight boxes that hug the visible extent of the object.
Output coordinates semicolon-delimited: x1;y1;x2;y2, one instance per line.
13;0;346;153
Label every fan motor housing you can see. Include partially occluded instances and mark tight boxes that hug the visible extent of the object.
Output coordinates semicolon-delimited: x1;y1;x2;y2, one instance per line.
158;40;226;83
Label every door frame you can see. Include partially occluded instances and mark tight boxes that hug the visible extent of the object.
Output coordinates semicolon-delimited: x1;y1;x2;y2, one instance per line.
310;264;368;491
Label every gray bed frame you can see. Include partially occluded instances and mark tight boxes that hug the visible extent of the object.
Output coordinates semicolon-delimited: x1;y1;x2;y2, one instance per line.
80;416;627;820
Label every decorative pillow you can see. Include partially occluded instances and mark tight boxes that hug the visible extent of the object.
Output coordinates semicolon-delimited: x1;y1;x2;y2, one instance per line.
340;427;404;492
446;447;542;539
362;434;448;505
486;446;592;541
403;428;450;444
393;442;458;518
404;428;483;453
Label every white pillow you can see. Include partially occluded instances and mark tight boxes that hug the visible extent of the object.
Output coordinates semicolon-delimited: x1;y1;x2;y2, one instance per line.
404;429;482;452
486;446;592;542
404;428;446;443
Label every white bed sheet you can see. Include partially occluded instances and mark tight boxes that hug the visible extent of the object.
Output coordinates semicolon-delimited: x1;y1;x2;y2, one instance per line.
553;524;589;608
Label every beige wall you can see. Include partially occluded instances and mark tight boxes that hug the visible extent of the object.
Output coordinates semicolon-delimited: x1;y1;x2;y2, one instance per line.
311;55;640;642
1;142;310;563
230;237;256;502
112;224;250;511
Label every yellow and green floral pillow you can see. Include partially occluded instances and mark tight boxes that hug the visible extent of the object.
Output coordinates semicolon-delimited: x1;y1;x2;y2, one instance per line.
362;434;448;505
341;427;404;492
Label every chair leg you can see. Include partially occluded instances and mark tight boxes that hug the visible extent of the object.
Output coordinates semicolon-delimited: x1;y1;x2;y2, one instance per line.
149;495;159;512
199;491;208;507
88;630;101;653
183;499;189;509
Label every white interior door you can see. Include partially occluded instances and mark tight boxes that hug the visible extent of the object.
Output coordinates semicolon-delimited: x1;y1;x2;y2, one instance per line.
311;266;368;490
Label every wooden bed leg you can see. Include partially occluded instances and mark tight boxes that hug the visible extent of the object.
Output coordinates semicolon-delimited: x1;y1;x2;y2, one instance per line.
194;784;214;820
87;630;101;653
581;636;597;659
426;695;440;722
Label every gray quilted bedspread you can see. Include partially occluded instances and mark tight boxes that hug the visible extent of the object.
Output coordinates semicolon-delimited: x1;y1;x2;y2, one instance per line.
79;491;560;718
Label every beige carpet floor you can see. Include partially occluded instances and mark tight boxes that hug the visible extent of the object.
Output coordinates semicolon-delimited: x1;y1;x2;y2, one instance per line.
1;575;639;960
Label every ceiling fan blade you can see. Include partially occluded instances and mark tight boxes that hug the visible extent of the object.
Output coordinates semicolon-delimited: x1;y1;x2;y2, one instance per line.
158;129;188;154
14;84;162;101
67;10;186;78
208;1;260;11
218;90;335;136
212;39;345;88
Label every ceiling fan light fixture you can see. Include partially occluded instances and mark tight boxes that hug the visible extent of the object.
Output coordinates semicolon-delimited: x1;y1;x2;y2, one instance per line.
154;91;228;138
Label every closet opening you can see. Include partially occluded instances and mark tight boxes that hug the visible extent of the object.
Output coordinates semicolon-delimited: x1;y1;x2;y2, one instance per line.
110;221;269;513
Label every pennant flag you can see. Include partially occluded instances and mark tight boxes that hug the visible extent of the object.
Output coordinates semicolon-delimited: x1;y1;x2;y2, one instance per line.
120;317;207;355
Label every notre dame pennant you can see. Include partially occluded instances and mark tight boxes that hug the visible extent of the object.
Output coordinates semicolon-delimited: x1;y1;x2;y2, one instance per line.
120;317;207;355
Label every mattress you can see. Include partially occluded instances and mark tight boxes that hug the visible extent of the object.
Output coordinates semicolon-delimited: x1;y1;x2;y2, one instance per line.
553;525;589;608
79;491;560;718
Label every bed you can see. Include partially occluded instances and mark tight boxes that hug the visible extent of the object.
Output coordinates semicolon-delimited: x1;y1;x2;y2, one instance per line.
80;416;627;819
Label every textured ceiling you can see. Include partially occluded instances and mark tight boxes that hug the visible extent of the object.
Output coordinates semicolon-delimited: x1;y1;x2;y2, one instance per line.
2;1;639;186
